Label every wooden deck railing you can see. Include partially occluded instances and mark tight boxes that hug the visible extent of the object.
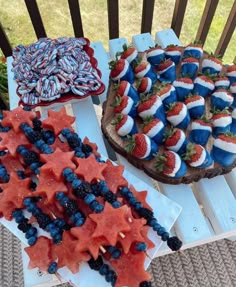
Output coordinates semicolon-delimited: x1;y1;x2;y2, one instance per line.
0;0;235;57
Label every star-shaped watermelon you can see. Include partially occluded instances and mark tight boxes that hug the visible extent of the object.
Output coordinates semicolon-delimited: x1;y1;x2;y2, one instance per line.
0;172;32;208
102;160;128;194
0;153;24;173
83;137;101;157
40;148;76;180
25;236;56;272
74;154;107;183
71;217;109;259
129;185;153;211
35;170;68;203
42;107;75;136
0;130;31;156
1;106;35;133
50;138;71;152
52;231;90;274
89;202;131;246
110;251;151;287
0;193;15;220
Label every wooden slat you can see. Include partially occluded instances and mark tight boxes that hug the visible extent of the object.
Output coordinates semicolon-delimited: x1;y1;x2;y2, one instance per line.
68;0;84;37
24;0;46;39
141;0;155;33
196;0;219;45
0;22;12;57
171;0;188;37
107;0;119;39
215;1;236;57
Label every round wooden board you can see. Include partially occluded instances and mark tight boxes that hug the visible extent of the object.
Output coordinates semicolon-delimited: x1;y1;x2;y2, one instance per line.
101;55;236;185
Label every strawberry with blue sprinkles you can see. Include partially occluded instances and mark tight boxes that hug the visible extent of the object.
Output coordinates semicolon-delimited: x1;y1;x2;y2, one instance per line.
111;114;137;138
193;75;215;98
211;89;233;110
166;102;190;129
173;77;194;101
183;143;213;168
185;94;205;119
189;118;212;146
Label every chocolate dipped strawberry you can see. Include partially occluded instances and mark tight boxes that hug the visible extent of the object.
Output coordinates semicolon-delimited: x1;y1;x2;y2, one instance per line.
125;133;158;160
154;150;187;178
230;82;236;109
111;95;137;117
173;77;194;101
211;132;236;166
193;75;215;98
111;114;137;137
185;94;205;119
183;42;203;60
211;89;233;110
183;143;213;168
155;83;177;109
157;59;176;83
231;108;236;134
137;93;166;123
226;64;236;85
166;102;190;129
164;127;188;155
134;61;158;83
165;45;182;65
115;80;139;104
136;77;152;94
214;76;230;90
142;116;165;145
189;118;212;146
146;45;165;66
119;44;138;64
212;108;232;137
180;57;199;79
202;55;223;75
109;58;135;83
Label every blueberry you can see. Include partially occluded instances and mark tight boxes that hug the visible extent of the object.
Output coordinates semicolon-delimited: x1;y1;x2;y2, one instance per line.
94;203;104;213
84;194;96;204
25;227;37;239
133;202;142;210
111;249;121;259
99;264;109;276
136;242;147;252
50;228;60;237
12;210;23;218
62;168;73;177
28;236;37;246
153;223;162;232
56;192;65;201
53;234;62;244
112;201;121;209
120;187;129;195
24;198;32;206
75;218;85;227
72;179;82;189
48;262;58;274
66;173;77;183
161;232;170;241
61;128;71;137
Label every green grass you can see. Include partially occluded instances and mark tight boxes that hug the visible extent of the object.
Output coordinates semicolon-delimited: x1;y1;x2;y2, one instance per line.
0;0;235;63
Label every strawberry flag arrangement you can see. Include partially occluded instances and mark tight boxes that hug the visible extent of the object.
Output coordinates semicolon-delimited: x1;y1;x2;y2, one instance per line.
102;43;236;184
0;106;182;287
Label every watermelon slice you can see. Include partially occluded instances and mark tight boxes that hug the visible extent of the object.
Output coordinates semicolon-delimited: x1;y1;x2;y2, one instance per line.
50;138;71;152
0;153;25;173
83;137;101;158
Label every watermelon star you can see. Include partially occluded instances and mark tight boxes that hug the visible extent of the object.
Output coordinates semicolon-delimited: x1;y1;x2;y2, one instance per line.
110;252;151;287
102;160;128;194
89;202;131;246
74;154;107;183
0;172;32;208
25;236;56;272
0;193;15;220
35;170;68;203
42;107;75;136
129;185;153;211
71;217;109;259
0;130;31;156
0;153;24;173
83;137;101;157
1;106;35;133
52;231;90;274
40;148;76;180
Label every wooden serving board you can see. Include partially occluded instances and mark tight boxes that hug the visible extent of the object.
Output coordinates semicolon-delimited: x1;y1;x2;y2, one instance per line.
101;54;236;185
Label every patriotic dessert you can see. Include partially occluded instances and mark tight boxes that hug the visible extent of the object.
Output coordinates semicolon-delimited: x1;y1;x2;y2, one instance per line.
101;43;236;184
11;37;105;107
0;106;182;287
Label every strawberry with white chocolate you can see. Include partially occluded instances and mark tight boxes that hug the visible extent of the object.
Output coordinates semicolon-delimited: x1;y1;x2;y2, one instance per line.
181;57;199;79
111;114;137;137
214;76;230;90
164;127;188;155
193;75;215;98
165;45;182;65
212;108;232;137
115;80;139;104
226;64;236;85
183;42;203;60
185;94;205;119
109;58;135;83
173;77;194;101
136;77;152;94
211;132;236;166
230;82;236;109
137;94;166;124
125;133;158;160
189;118;212;146
183;143;213;168
166;102;190;129
155;83;177;109
211;89;233;110
134;61;158;83
119;44;138;64
154;151;187;178
146;45;165;66
111;95;137;117
202;55;223;75
157;59;176;83
142;116;165;145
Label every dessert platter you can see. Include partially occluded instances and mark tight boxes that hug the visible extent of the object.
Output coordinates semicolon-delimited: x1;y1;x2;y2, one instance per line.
101;43;236;184
11;37;105;107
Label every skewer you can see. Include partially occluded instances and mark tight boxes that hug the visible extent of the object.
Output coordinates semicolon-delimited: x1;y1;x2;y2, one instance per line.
128;217;133;223
99;246;106;253
119;232;125;239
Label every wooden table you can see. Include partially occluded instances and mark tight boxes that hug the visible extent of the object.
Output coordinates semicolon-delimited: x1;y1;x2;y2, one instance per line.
5;29;236;287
